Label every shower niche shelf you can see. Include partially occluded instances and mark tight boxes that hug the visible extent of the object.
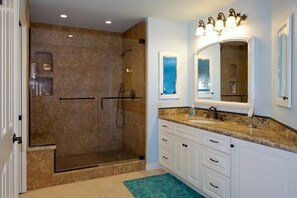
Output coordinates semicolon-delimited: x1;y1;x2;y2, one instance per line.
35;51;53;76
33;77;53;96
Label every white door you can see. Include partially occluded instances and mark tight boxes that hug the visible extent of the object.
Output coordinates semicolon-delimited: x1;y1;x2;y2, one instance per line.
0;0;20;198
187;141;201;189
174;137;187;178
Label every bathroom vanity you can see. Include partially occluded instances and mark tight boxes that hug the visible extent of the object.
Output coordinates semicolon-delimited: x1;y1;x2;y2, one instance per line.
158;109;297;198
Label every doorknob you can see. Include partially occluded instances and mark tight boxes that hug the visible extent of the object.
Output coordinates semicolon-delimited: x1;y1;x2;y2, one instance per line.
12;133;22;144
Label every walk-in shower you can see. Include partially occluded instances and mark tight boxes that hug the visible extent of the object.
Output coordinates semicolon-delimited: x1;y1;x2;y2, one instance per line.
29;21;146;172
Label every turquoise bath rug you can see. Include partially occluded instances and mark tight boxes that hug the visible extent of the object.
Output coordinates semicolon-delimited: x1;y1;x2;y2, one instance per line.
123;173;205;198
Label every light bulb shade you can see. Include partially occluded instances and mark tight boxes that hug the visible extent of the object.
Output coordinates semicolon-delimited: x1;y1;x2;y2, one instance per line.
226;16;236;28
196;26;205;36
215;19;224;31
205;23;214;33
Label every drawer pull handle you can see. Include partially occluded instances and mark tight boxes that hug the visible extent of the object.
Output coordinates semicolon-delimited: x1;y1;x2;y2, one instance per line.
210;139;219;143
210;158;219;163
182;144;188;148
210;182;219;189
162;125;168;128
162;138;168;142
162;156;168;160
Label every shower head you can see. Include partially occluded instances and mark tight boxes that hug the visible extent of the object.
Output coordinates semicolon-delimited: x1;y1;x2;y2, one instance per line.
121;49;132;57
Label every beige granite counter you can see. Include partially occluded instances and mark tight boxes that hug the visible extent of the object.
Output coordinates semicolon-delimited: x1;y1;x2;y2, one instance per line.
159;108;297;154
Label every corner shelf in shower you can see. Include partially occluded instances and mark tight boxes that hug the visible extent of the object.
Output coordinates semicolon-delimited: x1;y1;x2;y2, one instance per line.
100;96;142;109
32;77;53;96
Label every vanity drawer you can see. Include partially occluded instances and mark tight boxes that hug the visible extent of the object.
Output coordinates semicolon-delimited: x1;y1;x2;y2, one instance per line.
159;147;173;170
175;123;203;144
201;146;230;177
159;130;174;149
201;130;231;154
159;119;175;133
202;166;230;198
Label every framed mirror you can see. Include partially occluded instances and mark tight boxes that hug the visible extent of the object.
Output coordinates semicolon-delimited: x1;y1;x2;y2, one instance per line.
194;37;255;110
276;14;293;108
159;52;179;99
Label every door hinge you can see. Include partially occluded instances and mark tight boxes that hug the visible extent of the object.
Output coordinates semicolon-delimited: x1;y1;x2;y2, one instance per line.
19;115;22;121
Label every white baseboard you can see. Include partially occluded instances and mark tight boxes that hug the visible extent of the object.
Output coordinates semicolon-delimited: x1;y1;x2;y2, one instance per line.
145;162;162;171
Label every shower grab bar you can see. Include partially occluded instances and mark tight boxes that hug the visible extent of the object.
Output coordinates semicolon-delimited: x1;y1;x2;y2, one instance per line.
59;97;95;101
101;96;141;109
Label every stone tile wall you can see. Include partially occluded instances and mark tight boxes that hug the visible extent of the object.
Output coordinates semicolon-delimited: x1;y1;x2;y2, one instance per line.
30;23;124;157
121;20;146;157
220;42;248;102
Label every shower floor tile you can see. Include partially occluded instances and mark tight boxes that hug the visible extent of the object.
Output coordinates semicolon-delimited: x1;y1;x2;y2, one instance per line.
55;150;139;172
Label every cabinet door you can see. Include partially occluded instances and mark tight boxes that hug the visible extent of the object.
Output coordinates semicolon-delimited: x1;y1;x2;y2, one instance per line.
187;141;202;189
174;137;187;178
231;138;297;198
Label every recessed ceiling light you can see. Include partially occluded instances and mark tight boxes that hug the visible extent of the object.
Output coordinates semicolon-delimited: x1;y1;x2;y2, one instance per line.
68;34;73;38
105;20;112;24
60;14;68;18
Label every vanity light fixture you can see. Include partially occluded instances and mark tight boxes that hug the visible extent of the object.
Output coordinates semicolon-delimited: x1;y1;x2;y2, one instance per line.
195;20;205;36
215;12;226;32
105;20;112;24
68;34;73;38
205;17;216;34
195;8;247;36
226;8;247;28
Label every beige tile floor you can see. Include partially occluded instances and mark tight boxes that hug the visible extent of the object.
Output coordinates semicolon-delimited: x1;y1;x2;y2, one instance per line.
20;169;166;198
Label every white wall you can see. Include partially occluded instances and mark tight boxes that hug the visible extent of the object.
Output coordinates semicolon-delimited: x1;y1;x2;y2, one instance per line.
271;0;297;129
146;18;188;164
187;0;272;116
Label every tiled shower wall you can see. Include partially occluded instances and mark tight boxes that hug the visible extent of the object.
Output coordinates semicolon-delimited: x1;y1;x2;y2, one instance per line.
220;43;248;102
122;21;146;158
30;23;125;157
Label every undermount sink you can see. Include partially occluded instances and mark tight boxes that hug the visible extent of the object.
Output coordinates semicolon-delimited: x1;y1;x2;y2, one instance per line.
188;119;217;124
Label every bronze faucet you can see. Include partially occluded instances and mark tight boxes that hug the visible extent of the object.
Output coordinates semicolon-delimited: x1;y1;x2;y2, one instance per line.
207;106;222;120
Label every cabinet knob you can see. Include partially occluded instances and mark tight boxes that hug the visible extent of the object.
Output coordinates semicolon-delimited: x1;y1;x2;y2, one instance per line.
230;144;234;148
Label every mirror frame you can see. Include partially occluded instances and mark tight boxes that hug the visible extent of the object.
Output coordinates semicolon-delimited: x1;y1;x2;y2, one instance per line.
276;14;293;108
159;52;180;99
194;37;255;110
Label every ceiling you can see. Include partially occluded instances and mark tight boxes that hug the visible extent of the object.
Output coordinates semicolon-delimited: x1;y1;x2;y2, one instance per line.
29;0;236;33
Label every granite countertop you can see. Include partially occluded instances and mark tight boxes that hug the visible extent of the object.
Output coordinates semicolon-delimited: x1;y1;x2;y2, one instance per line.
159;114;297;154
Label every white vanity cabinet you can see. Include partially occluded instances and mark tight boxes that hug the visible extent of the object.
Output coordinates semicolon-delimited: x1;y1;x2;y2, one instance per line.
159;119;231;197
174;135;202;188
158;119;297;198
159;120;175;170
231;138;297;198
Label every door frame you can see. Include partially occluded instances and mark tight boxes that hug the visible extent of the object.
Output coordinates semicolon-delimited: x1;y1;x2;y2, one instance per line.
19;0;28;193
